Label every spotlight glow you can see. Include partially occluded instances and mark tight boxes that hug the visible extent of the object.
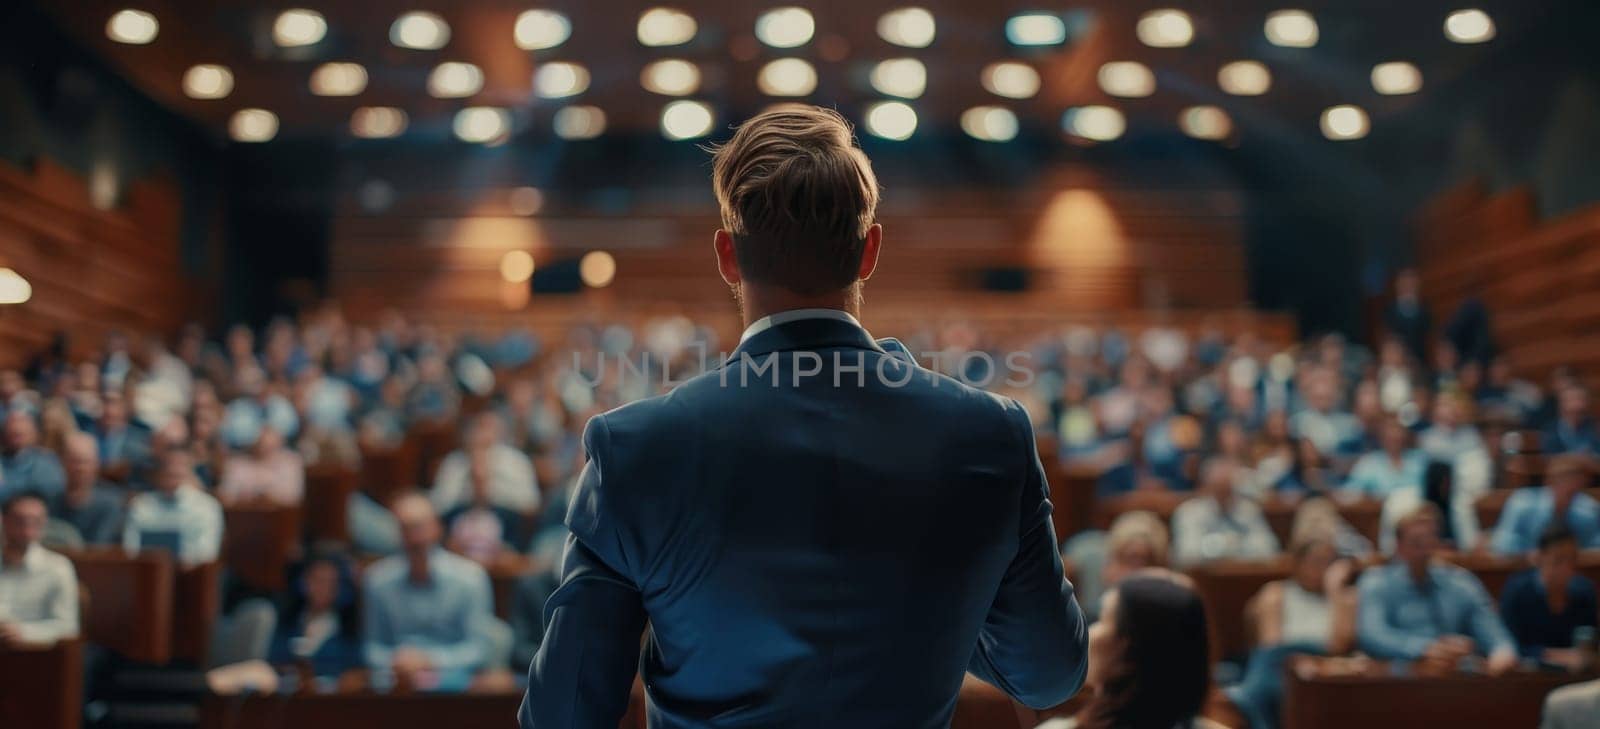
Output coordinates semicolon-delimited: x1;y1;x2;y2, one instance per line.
1371;61;1423;95
535;62;591;98
878;7;936;48
453;107;511;143
865;101;917;140
514;9;571;50
1179;106;1232;140
229;108;279;142
1218;60;1272;95
1136;9;1193;48
391;12;449;50
756;7;815;48
660;100;715;140
554;106;607;140
758;58;818;96
0;268;32;305
351;107;408;139
182;64;233;99
960;106;1019;142
273;9;326;47
500;251;535;283
1445;9;1495;43
1264;10;1319;48
1321;104;1369;140
1006;13;1066;46
428;62;483;98
310;62;367;96
870;58;927;99
981;62;1040;99
641;59;701;96
580;251;617;288
1097;61;1155;98
1063;105;1125;141
106;9;159;44
509;187;543;215
638;7;698;46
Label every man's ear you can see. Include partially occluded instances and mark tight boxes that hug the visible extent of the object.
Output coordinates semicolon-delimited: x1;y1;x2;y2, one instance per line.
714;229;741;285
857;223;882;282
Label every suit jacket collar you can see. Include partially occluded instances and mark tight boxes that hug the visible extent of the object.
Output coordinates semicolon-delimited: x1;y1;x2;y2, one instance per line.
728;315;885;363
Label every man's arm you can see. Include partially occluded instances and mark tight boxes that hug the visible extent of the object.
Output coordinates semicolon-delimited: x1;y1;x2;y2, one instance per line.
967;403;1088;710
422;566;493;673
520;416;646;729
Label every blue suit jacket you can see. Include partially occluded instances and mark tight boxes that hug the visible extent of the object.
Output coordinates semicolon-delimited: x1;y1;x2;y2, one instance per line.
520;316;1088;728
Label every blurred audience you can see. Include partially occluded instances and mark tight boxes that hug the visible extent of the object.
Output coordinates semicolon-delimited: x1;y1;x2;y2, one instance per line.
1499;525;1599;670
51;432;125;545
1172;457;1279;567
123;448;224;566
0;491;79;647
1357;504;1516;674
1491;454;1600;555
1;409;66;501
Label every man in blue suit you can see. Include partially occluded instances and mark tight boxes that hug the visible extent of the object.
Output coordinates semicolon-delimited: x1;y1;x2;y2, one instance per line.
521;105;1087;728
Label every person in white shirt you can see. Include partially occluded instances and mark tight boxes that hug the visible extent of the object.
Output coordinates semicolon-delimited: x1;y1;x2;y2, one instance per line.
1172;457;1281;567
0;491;79;647
123;449;223;566
430;412;540;515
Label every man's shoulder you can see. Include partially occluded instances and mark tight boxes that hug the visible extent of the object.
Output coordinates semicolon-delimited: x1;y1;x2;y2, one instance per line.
1545;678;1600;718
33;546;76;575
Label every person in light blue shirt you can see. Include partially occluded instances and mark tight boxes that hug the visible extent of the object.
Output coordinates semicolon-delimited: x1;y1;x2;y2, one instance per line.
1344;418;1427;498
1;411;67;503
362;493;495;691
1357;503;1517;674
1490;455;1600;555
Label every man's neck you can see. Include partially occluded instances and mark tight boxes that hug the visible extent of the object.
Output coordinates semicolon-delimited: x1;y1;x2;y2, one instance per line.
739;284;858;331
405;550;433;584
64;484;92;507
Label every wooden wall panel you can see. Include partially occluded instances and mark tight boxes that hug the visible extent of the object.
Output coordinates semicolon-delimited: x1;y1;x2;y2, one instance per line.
328;184;1250;321
1415;180;1600;381
0;159;192;368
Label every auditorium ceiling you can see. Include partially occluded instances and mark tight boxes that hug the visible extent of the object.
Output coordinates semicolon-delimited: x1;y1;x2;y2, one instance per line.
32;0;1540;146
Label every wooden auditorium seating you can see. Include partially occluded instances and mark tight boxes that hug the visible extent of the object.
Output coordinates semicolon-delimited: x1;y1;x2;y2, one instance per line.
408;421;458;494
1284;656;1597;729
0;639;84;729
305;466;359;543
358;442;419;507
172;560;224;665
65;547;175;664
223;502;303;592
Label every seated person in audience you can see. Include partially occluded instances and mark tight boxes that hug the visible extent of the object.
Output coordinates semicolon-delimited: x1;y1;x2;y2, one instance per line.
1499;525;1599;670
1542;676;1600;729
1417;391;1492;499
1543;383;1599;455
0;492;80;647
430;412;540;515
1036;571;1223;729
1290;497;1373;558
1230;536;1360;729
1380;460;1482;554
0;410;67;501
93;390;150;482
123;448;224;566
1290;368;1363;461
50;432;125;545
1271;437;1341;496
405;353;461;424
1171;457;1280;567
1252;537;1359;652
362;493;496;690
1344;417;1426;498
217;426;305;506
1491;454;1600;555
444;451;526;564
1357;503;1517;674
269;552;361;678
1062;510;1170;623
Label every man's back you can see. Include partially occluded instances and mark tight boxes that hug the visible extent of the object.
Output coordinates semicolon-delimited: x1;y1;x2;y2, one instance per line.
522;317;1086;728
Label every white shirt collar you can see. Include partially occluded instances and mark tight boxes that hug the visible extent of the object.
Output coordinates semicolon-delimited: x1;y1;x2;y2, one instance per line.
738;308;863;344
2;543;45;572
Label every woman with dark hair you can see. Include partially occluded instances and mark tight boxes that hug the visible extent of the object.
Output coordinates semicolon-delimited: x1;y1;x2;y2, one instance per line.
1379;459;1482;554
1038;572;1222;729
267;552;362;679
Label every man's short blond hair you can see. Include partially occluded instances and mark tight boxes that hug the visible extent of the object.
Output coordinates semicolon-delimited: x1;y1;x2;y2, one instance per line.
711;105;880;294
